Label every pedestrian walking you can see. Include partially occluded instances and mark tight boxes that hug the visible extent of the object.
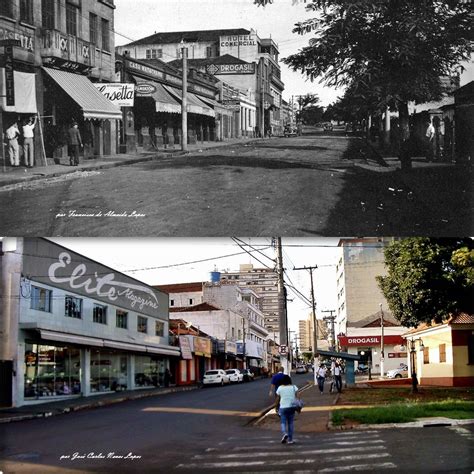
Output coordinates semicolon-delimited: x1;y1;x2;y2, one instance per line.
269;367;285;397
164;368;171;387
334;362;343;393
425;120;436;162
22;116;36;167
275;374;299;444
316;363;327;394
5;121;20;167
67;121;83;166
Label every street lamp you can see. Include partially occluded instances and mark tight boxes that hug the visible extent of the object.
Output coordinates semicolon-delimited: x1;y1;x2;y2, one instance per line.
408;338;424;393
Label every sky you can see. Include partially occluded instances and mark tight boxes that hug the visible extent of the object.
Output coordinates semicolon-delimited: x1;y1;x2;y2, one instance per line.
50;237;342;338
113;0;343;106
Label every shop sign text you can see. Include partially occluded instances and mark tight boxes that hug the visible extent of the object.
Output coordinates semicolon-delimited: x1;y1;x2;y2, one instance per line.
135;82;156;96
0;27;33;51
220;35;257;47
206;63;255;75
4;45;14;106
95;83;135;106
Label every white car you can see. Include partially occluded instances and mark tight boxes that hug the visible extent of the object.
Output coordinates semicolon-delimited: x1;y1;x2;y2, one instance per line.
203;369;230;386
386;364;409;379
295;365;307;374
225;369;244;383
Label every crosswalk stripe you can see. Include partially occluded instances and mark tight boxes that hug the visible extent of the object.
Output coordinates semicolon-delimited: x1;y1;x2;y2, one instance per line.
191;445;386;460
318;462;397;472
333;439;384;446
329;452;391;463
331;430;380;436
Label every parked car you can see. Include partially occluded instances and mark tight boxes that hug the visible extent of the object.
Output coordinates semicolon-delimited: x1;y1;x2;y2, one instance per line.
241;369;254;382
225;369;244;383
323;122;334;131
356;363;369;374
284;126;298;137
202;369;230;386
386;364;409;379
295;365;307;374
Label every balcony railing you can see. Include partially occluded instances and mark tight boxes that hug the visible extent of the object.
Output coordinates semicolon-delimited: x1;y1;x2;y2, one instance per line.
41;29;92;65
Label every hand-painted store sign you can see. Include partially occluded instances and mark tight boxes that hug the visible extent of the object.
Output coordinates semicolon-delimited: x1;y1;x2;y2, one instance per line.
206;63;255;75
95;83;135;106
23;239;167;318
4;45;14;106
338;335;404;346
0;27;34;51
220;35;257;47
43;56;92;74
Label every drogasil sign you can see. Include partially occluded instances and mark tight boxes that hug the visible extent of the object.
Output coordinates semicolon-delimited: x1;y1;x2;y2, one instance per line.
338;335;404;346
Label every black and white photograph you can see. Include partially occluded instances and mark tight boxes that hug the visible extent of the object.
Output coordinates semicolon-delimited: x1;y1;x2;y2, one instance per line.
0;1;473;473
0;0;472;236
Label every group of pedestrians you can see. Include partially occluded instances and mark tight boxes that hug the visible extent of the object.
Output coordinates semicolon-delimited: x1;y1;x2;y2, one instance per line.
5;116;37;168
4;118;83;168
316;361;344;394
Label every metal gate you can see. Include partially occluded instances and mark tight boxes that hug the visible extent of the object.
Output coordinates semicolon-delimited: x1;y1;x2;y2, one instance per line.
0;360;13;407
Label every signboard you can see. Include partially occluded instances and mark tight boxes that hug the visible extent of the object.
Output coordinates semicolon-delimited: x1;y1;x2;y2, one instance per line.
4;45;14;106
94;83;135;106
388;352;408;358
135;82;157;97
23;239;168;318
128;60;165;81
0;27;34;51
194;337;211;358
338;335;404;346
206;63;255;75
279;345;288;355
220;34;257;48
42;56;91;74
222;99;240;111
179;336;193;360
218;340;238;354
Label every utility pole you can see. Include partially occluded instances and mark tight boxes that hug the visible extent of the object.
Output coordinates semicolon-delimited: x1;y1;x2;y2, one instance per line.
322;309;336;351
181;45;188;152
260;58;265;139
293;265;318;385
276;237;289;374
242;317;247;370
380;303;385;377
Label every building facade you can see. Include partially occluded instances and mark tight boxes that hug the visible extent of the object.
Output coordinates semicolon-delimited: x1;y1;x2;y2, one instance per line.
0;238;179;407
116;28;284;137
0;0;122;166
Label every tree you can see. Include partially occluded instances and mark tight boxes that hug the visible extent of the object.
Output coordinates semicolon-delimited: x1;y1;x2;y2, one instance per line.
377;238;474;328
255;0;471;167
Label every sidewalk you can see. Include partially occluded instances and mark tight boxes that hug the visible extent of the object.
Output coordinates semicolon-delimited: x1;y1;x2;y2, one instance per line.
0;137;260;189
0;384;199;423
254;379;339;433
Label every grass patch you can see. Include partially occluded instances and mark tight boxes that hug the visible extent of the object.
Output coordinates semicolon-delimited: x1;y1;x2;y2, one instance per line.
332;400;474;425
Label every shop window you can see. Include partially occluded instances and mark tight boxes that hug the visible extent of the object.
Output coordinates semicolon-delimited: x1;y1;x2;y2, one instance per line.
24;343;81;399
66;3;78;36
135;355;164;387
423;346;430;364
116;310;128;329
137;315;148;333
65;295;82;319
93;304;107;324
0;0;14;17
155;321;164;337
89;13;98;45
101;18;110;51
20;0;33;24
439;344;446;363
31;286;52;312
42;0;55;28
91;349;127;393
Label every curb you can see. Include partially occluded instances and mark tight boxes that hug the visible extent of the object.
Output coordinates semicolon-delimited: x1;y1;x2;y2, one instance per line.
0;385;199;424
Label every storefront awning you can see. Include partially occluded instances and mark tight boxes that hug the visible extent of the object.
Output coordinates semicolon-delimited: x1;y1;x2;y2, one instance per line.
163;85;215;118
42;67;122;120
103;340;147;353
0;68;37;114
39;329;104;347
147;345;181;356
131;75;181;114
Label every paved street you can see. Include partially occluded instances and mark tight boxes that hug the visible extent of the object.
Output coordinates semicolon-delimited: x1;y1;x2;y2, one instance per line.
1;135;471;236
1;373;473;473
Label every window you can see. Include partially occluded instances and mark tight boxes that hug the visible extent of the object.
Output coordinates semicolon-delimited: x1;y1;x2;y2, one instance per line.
31;286;52;312
146;49;152;59
42;0;55;28
423;346;430;364
137;316;147;333
155;321;164;337
20;0;34;23
157;49;163;59
65;296;82;319
101;18;110;51
116;310;128;329
206;46;213;58
176;48;181;58
439;344;446;363
468;334;474;365
89;13;98;45
145;49;162;59
189;298;194;305
170;299;175;307
0;0;14;18
66;3;78;36
93;304;107;324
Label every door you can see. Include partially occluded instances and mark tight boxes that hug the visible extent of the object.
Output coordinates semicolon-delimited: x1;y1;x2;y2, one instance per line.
0;360;13;407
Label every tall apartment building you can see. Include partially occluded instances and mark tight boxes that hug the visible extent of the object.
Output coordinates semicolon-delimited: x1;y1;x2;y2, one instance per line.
116;28;284;136
298;315;313;352
0;0;122;165
220;264;281;341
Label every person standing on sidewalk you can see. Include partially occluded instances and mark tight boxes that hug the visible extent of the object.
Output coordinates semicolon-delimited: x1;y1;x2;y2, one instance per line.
269;367;285;397
5;121;20;166
22;116;36;167
275;374;299;444
67;121;83;166
334;362;343;393
316;364;327;394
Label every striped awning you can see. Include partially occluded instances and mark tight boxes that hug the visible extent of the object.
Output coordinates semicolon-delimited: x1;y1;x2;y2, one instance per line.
42;67;122;120
163;85;215;117
131;75;181;114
